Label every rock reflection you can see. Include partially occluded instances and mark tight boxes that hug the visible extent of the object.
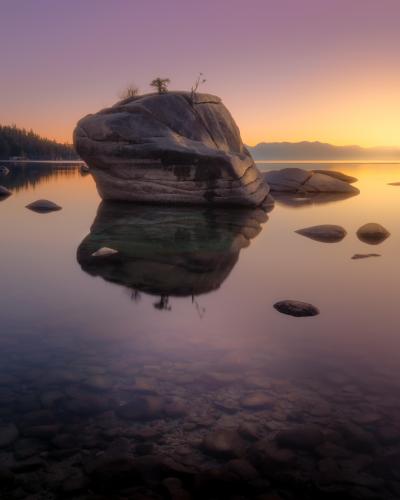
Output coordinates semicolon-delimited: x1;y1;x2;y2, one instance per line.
77;202;268;302
273;191;359;208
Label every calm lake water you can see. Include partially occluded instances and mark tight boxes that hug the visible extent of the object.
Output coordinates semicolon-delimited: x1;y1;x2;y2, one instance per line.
0;162;399;499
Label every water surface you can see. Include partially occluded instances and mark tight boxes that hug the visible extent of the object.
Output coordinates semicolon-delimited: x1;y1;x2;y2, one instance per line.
0;163;399;499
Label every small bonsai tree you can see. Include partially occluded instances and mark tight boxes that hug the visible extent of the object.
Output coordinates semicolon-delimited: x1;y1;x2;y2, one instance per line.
191;72;206;101
150;77;170;94
119;84;140;100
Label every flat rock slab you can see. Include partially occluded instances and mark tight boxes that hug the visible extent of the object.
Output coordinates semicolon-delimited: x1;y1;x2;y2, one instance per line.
312;170;358;183
351;253;381;260
295;224;347;243
264;168;359;194
388;182;400;186
116;396;165;421
0;185;12;197
201;429;245;458
240;392;273;410
274;300;320;317
26;199;62;212
356;223;390;245
0;423;19;447
276;425;324;450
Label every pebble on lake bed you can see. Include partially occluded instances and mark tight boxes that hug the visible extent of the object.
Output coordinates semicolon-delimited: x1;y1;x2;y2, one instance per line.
26;199;62;212
0;185;12;197
356;223;390;245
351;253;381;260
91;247;119;257
274;300;320;317
295;224;347;243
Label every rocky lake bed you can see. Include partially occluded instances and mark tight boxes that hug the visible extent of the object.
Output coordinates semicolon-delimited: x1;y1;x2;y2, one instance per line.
0;162;399;499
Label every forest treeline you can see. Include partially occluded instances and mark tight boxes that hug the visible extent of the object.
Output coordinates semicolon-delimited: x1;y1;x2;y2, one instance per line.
0;125;78;160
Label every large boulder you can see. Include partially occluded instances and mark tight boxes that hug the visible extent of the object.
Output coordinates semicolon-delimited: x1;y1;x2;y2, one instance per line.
74;92;269;207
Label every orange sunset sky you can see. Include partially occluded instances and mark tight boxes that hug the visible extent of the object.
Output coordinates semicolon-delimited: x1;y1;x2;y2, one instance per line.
1;0;399;147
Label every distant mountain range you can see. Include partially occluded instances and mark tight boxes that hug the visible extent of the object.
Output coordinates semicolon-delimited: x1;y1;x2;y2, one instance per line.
247;141;400;161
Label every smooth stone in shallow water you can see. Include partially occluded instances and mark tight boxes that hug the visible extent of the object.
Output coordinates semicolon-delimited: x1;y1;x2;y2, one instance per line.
26;199;62;212
274;300;319;317
91;247;118;257
0;423;19;447
356;223;390;245
388;181;400;186
201;429;245;458
295;224;347;243
276;425;324;450
116;396;164;421
240;392;273;409
351;253;381;260
312;170;358;184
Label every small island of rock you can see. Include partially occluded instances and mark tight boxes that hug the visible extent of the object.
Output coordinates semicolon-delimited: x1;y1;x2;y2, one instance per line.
74;92;269;207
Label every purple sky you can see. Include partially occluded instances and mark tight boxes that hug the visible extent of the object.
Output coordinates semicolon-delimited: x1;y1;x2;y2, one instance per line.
1;0;399;146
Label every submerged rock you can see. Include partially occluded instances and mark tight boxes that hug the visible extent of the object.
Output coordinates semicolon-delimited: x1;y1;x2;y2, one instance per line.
116;396;165;421
0;423;19;447
388;181;400;186
276;425;324;450
0;185;12;197
26;199;62;212
263;168;359;194
201;429;245;458
356;223;390;245
295;224;347;243
274;300;319;317
74;91;269;206
240;392;273;409
351;253;381;260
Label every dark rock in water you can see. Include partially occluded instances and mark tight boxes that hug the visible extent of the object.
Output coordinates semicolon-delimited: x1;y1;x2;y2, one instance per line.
351;253;381;260
77;202;267;298
0;423;18;447
0;467;15;488
238;422;261;441
116;396;165;421
295;224;347;243
249;440;295;469
0;185;12;197
74;91;269;206
162;477;191;500
26;199;62;212
227;459;259;481
356;223;390;245
339;423;378;453
388;181;400;186
276;425;324;450
240;392;273;410
312;170;358;183
273;300;319;317
201;429;245;458
263;168;359;194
